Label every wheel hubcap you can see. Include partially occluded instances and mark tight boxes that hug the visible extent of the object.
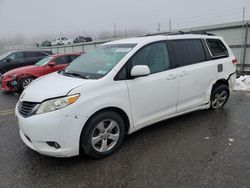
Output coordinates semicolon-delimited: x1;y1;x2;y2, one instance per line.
212;90;228;109
91;119;120;153
23;78;34;89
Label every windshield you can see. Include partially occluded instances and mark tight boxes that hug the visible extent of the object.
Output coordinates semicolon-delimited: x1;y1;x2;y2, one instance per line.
64;44;136;79
0;52;12;60
35;56;53;66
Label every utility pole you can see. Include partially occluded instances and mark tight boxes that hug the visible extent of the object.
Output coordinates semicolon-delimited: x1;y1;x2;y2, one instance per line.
243;7;245;22
240;7;246;73
114;23;117;39
125;29;128;38
157;23;161;33
169;18;172;32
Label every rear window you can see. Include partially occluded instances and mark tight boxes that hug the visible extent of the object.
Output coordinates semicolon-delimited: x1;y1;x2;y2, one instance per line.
206;39;228;57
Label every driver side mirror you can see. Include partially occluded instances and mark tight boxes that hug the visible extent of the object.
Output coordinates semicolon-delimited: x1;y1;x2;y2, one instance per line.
130;65;150;78
47;62;56;67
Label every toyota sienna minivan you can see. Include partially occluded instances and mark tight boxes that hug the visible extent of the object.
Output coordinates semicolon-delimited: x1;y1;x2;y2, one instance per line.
16;34;237;158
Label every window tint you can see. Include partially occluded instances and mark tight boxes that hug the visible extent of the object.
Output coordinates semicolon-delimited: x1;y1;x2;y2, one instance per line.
54;56;69;65
116;66;127;80
69;55;80;62
130;42;170;74
25;52;46;58
207;39;228;57
7;52;24;60
168;39;206;67
36;52;47;57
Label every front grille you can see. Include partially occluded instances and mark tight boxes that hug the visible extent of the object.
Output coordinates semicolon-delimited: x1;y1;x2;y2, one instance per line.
18;101;39;118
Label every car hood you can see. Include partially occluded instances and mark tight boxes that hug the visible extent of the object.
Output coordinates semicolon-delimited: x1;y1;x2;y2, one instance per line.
3;65;38;77
20;72;95;102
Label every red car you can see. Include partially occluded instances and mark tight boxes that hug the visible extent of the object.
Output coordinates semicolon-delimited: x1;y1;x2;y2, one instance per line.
1;53;81;92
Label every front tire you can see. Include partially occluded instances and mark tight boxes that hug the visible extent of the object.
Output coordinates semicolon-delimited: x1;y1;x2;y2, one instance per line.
80;111;125;159
210;84;229;110
18;77;35;92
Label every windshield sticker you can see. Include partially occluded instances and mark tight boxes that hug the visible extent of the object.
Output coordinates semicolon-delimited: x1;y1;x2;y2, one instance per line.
115;48;132;53
97;70;107;74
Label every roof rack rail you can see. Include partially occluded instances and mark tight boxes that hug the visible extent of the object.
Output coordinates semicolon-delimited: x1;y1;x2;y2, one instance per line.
140;30;215;37
166;30;215;36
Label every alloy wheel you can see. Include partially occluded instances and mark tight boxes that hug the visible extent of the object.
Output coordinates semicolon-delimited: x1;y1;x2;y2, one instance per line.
211;90;228;109
22;78;34;89
91;119;120;153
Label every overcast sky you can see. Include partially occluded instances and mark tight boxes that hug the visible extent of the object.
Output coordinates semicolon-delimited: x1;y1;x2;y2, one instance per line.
0;0;249;40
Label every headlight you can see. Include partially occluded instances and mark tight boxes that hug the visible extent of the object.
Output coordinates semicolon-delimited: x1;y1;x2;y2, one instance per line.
36;94;80;114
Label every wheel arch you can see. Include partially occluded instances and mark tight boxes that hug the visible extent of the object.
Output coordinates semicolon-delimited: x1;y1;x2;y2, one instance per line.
18;74;37;81
83;107;131;134
212;79;229;89
79;106;131;155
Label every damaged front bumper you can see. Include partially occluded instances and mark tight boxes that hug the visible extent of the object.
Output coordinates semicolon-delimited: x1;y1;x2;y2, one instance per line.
1;76;18;91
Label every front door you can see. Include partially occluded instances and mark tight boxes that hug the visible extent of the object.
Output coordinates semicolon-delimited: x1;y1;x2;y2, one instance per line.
126;42;178;129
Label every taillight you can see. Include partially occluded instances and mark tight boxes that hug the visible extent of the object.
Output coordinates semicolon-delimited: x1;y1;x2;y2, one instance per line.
232;59;238;64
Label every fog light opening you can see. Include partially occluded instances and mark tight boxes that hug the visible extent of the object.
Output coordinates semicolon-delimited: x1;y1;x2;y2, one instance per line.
47;142;61;149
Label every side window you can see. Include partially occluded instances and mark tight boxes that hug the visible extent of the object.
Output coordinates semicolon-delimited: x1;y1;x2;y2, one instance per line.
115;67;127;80
25;52;45;58
168;39;206;67
7;52;24;60
207;39;228;57
54;56;69;65
36;52;47;57
25;52;36;58
69;55;79;62
130;42;170;74
186;40;206;64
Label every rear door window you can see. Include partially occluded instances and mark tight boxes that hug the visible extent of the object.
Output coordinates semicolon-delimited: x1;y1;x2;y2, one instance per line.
168;39;206;67
206;39;228;58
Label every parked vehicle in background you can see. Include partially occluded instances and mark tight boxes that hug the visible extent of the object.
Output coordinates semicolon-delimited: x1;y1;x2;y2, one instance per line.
16;34;236;159
41;40;52;47
0;50;52;77
73;36;93;43
51;37;73;46
1;53;81;92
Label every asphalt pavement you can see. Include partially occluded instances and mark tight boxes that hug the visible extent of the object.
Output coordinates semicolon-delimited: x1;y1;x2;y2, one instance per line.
0;91;250;188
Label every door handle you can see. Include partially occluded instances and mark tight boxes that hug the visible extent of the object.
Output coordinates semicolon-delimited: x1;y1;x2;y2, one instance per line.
179;71;188;77
166;74;176;80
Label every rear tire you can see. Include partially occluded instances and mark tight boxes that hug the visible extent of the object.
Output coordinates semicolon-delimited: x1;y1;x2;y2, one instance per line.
80;111;125;159
210;84;229;110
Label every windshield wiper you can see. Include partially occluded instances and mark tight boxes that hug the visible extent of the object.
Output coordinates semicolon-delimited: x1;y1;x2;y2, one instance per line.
62;71;89;79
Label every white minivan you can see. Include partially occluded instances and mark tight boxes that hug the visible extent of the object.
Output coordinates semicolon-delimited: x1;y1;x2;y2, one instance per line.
16;34;236;158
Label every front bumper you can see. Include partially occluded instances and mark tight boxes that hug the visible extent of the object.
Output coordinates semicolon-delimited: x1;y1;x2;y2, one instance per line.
16;104;87;157
1;77;17;91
